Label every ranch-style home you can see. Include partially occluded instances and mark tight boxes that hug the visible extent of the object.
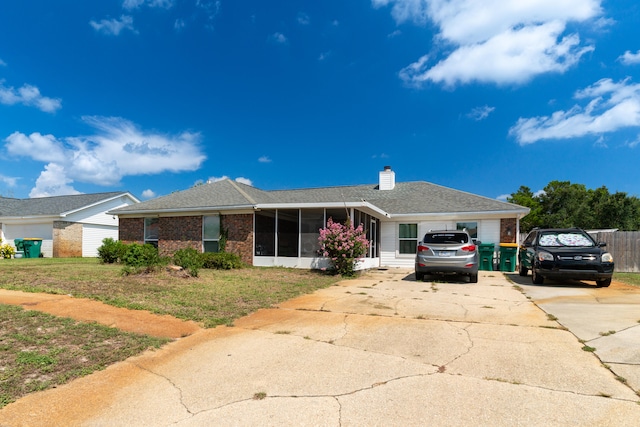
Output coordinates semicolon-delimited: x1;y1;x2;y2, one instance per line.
0;192;139;258
110;167;530;270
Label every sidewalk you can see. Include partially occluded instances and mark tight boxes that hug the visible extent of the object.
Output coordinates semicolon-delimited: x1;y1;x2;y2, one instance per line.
1;269;639;426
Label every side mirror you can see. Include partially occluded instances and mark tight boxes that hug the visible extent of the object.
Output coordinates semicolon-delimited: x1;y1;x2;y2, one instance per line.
473;239;481;245
598;242;607;248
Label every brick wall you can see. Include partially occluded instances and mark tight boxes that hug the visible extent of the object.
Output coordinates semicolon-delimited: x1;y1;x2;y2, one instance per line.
500;218;517;243
158;216;202;257
119;218;144;244
223;214;253;265
52;221;83;257
118;214;254;263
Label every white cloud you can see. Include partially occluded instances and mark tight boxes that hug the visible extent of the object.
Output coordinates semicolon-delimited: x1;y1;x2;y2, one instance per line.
271;32;288;44
30;163;81;198
496;194;509;201
376;0;601;87
207;176;253;186
258;156;271;163
4;116;206;196
90;15;136;36
0;58;6;67
467;105;495;121
297;12;310;25
141;189;156;199
0;81;62;113
123;0;174;10
318;51;332;61
235;177;253;186
0;174;18;188
196;0;221;29
619;49;640;65
5;132;66;162
509;78;640;145
122;0;145;9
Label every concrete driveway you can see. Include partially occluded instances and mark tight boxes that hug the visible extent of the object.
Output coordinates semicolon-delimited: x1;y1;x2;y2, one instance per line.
1;269;639;426
508;272;640;399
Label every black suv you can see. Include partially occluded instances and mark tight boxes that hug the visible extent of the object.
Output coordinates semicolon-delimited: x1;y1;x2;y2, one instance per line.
519;228;614;287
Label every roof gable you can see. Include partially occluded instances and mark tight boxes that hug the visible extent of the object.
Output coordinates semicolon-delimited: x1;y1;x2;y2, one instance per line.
0;192;137;218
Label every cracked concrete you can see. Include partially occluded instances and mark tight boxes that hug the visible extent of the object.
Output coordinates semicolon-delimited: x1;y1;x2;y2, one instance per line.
1;269;640;426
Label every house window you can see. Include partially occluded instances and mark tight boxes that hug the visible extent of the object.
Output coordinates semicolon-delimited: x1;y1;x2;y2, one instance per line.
144;218;159;248
203;215;221;253
398;223;417;254
456;222;478;239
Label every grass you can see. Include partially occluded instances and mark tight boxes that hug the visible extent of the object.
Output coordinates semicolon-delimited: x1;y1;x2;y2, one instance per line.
0;304;169;408
0;258;342;408
614;273;640;288
0;258;340;328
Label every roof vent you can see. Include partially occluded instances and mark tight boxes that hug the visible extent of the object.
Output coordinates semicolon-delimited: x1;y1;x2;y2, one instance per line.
379;166;395;190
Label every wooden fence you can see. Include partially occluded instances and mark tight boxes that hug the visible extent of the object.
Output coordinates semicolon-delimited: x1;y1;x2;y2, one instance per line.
593;231;640;273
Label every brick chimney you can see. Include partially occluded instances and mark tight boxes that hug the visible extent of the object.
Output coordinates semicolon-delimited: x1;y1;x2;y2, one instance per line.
379;166;395;190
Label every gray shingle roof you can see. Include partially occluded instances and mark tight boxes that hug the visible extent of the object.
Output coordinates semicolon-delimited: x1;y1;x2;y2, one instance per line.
0;192;131;217
111;179;527;217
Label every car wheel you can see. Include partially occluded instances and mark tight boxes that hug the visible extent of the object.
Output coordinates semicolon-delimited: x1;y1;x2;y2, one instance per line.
469;273;478;283
518;263;528;277
532;269;544;285
415;271;424;281
596;278;611;288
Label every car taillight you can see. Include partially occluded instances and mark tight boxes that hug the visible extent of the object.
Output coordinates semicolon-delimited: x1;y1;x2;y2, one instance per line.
418;245;429;252
461;244;476;252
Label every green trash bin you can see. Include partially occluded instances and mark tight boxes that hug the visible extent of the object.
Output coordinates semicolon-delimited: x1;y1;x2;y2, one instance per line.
478;243;495;271
14;239;25;258
22;238;43;258
499;243;518;272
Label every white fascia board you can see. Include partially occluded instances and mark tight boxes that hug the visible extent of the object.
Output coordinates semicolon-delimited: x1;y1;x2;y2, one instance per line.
255;201;391;218
63;193;140;217
0;215;59;224
388;208;530;221
111;205;256;217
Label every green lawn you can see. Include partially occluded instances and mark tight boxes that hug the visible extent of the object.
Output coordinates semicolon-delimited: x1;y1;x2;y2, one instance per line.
0;258;342;408
614;272;640;287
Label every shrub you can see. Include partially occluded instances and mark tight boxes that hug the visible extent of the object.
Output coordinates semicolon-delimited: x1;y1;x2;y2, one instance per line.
120;243;164;274
173;248;204;277
0;243;16;259
97;238;126;264
201;252;243;270
318;217;369;277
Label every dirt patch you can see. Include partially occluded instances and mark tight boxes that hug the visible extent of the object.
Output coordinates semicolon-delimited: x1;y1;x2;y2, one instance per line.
0;289;201;339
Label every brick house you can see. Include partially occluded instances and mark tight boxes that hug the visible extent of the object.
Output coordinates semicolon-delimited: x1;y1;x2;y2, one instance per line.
110;167;529;269
0;192;139;257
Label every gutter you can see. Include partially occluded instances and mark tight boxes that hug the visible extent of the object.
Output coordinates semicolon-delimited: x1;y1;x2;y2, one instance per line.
108;205;256;216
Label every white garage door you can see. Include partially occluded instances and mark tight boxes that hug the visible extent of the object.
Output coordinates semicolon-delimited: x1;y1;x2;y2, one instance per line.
83;224;118;257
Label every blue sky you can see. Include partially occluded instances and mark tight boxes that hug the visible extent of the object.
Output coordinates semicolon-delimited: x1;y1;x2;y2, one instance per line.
1;0;639;201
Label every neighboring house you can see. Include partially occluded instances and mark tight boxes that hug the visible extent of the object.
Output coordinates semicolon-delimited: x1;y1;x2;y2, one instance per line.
0;192;140;258
110;167;530;270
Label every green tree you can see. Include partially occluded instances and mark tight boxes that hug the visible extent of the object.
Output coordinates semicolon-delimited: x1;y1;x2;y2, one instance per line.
509;181;640;232
507;186;542;232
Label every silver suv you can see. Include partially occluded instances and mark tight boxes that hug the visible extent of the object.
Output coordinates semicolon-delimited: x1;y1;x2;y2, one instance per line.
415;230;479;283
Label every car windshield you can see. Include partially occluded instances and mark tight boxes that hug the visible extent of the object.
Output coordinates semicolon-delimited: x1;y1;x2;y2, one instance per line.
424;232;468;244
538;232;594;247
